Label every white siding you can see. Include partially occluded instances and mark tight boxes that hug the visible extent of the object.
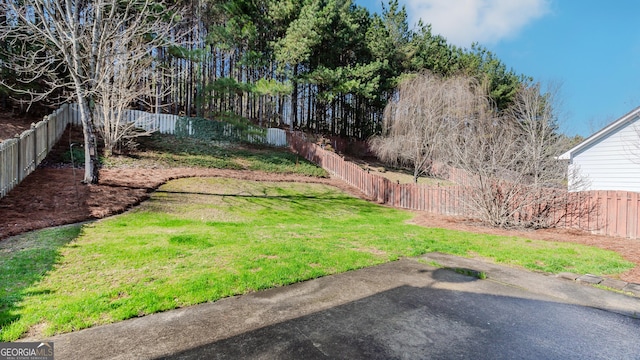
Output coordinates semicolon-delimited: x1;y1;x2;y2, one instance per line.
569;115;640;192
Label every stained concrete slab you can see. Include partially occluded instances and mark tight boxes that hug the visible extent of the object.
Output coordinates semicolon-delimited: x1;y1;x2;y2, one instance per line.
601;278;629;291
556;272;579;281
576;274;604;285
624;283;640;297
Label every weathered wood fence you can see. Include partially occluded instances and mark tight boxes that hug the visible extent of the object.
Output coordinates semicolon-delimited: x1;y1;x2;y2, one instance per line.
289;132;640;239
288;132;470;216
587;191;640;239
1;104;287;200
1;104;74;199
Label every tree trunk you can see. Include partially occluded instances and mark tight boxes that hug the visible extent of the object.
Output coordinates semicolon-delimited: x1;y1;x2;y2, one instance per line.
290;66;298;132
259;95;263;127
77;98;99;184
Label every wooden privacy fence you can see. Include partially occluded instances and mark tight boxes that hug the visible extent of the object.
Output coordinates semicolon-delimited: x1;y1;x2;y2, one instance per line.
546;190;640;239
587;191;640;239
289;132;640;239
288;132;469;217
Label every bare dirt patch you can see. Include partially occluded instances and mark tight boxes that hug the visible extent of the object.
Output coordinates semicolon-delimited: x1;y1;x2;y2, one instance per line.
1;125;639;284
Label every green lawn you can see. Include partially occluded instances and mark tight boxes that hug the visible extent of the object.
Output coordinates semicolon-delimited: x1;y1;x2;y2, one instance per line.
102;133;327;177
0;178;634;340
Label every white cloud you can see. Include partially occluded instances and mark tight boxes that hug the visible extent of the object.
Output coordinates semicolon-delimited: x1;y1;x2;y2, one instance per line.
405;0;551;47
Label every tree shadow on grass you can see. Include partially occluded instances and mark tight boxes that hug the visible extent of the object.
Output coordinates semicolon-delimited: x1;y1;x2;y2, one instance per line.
155;189;351;201
0;224;83;339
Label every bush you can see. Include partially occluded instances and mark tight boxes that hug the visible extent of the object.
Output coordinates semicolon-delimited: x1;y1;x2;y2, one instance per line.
62;147;85;165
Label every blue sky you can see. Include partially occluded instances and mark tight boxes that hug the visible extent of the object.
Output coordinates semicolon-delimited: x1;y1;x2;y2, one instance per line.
355;0;640;137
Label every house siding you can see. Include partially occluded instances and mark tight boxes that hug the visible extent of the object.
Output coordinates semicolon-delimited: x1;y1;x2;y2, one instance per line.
569;115;640;192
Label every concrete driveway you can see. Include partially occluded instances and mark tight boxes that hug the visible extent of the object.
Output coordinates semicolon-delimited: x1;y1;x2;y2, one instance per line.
40;254;640;359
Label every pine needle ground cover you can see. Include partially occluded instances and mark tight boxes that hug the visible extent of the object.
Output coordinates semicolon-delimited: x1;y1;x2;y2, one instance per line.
0;178;633;340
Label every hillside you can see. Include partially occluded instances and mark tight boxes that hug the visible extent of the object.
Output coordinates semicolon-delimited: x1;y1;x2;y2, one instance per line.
0;112;41;141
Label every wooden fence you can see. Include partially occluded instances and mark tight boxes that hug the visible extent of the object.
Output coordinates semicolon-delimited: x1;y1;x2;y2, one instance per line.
289;132;640;239
288;132;470;217
588;191;640;238
68;106;184;135
1;104;73;199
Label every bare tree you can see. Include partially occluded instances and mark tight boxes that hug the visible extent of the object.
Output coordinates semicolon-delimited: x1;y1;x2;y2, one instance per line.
510;82;568;187
369;72;481;183
448;82;583;228
446;102;530;227
373;72;582;227
89;1;185;156
0;0;184;182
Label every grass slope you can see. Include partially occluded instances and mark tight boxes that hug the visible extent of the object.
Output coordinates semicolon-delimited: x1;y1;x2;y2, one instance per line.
103;134;327;177
0;178;633;340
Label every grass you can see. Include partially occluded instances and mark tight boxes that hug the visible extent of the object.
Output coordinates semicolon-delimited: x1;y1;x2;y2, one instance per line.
0;178;633;341
453;268;488;280
347;158;454;186
102;133;327;178
368;168;454;186
0;225;83;339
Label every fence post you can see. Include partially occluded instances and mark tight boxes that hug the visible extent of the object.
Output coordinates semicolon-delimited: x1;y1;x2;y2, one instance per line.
33;123;37;170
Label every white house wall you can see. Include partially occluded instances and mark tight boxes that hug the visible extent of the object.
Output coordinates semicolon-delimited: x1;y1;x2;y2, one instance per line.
569;115;640;192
